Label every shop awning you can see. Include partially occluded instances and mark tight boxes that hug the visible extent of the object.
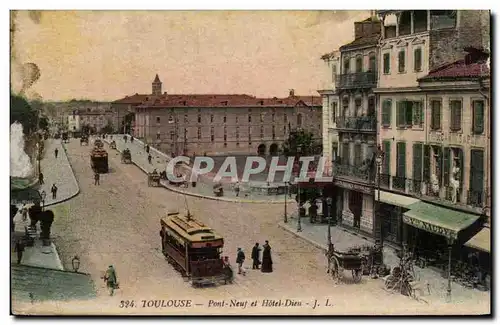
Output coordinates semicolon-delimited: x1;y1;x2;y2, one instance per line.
403;201;481;240
464;227;490;253
375;190;420;208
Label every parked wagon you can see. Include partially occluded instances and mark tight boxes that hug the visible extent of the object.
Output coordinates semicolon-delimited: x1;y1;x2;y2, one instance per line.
326;244;364;283
121;149;132;163
148;172;161;187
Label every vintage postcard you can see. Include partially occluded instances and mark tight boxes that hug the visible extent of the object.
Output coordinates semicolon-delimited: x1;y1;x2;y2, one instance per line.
9;9;491;316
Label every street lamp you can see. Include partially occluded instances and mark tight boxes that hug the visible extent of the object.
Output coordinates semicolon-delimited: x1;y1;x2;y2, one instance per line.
296;145;303;232
284;181;288;223
72;255;80;272
374;145;385;271
40;190;46;211
326;197;333;246
168;117;177;156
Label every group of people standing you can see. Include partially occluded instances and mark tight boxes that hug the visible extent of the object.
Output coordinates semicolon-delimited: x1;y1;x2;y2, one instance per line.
236;241;273;275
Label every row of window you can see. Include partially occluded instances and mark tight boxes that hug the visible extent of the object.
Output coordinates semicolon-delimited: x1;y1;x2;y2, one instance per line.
381;98;485;134
154;113;296;125
156;126;281;142
383;141;485;191
382;47;422;74
342;53;377;74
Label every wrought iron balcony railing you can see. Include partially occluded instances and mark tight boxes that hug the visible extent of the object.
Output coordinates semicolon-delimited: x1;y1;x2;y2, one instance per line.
334;116;376;132
336;72;377;89
333;164;373;182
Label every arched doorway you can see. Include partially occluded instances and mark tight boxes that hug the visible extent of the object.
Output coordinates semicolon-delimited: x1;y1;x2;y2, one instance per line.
257;144;266;156
269;143;279;156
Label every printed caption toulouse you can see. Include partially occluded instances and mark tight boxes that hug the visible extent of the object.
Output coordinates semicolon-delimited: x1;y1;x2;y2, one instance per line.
119;300;194;308
166;155;333;183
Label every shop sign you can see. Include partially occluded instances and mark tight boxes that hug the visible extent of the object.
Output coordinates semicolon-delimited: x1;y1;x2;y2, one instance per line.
403;215;456;240
334;180;372;194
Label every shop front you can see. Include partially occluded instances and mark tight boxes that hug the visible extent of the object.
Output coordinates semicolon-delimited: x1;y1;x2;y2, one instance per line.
334;179;374;236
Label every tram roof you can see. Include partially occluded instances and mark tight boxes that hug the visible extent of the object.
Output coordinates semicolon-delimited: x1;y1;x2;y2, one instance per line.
160;211;224;243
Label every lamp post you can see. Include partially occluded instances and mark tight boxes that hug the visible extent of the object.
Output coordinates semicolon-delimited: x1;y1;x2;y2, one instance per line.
72;255;80;272
326;197;333;246
374;145;385;270
296;145;303;232
40;190;46;211
284;181;288;223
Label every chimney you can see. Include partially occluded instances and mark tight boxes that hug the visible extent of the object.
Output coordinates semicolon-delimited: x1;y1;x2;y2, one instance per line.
289;89;295;97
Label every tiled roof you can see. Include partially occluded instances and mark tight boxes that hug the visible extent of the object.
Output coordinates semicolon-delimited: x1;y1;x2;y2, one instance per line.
418;60;490;81
137;94;321;108
339;34;380;51
112;94;151;104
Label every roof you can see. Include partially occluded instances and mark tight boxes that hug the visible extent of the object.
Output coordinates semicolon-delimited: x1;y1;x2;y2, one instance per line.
153;74;161;83
161;211;223;243
419;60;490;81
465;227;490;253
112;93;151;104
403;201;481;240
136;94;322;108
339;33;380;51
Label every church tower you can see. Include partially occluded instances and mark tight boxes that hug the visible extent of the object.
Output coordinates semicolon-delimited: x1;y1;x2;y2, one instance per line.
152;74;162;96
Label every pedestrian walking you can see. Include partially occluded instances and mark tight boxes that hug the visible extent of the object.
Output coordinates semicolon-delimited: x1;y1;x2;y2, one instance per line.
21;205;28;222
38;172;44;185
104;265;118;296
14;239;25;265
236;248;246;275
94;172;100;185
51;184;58;199
160;228;165;252
251;243;261;269
261;240;273;273
148;154;152;164
54;148;59;159
130;136;134;143
234;181;241;197
146;144;150;154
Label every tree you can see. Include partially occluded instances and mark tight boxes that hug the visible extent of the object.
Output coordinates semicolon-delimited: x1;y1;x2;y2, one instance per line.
101;121;114;134
39;115;49;132
10;93;37;135
28;203;42;228
39;210;54;244
281;129;321;157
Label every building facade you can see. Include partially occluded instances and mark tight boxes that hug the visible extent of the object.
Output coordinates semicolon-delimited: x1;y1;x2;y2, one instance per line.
67;107;114;133
318;50;340;174
373;10;491;246
115;75;322;156
331;16;381;236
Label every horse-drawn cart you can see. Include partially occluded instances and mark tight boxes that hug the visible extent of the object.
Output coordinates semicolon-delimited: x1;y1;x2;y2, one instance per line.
110;140;117;149
121;149;132;163
148;172;161;187
326;245;364;283
80;135;89;146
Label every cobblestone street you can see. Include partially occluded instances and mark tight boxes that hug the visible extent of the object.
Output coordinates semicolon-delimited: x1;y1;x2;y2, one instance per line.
12;137;490;315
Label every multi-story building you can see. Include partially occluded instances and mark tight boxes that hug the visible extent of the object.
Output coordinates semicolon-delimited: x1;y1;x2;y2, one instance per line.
318;50;341;174
67;107;114;134
373;10;490;252
115;75;322;156
331;16;381;236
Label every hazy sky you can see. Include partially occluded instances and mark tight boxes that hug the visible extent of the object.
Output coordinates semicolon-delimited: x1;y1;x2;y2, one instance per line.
12;10;370;101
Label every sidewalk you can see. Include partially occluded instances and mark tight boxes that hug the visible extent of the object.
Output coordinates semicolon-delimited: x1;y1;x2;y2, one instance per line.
279;213;490;304
39;139;80;207
104;135;289;203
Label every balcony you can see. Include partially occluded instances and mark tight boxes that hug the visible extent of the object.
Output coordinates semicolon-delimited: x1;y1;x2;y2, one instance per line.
334;116;376;132
378;175;487;213
336;72;377;90
333;163;374;183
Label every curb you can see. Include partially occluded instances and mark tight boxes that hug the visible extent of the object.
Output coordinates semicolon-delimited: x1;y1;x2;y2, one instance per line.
277;221;328;251
107;137;290;204
45;140;80;208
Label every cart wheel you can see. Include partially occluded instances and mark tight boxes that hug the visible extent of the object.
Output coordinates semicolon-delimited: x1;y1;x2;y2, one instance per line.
352;269;362;283
329;256;340;282
384;275;396;291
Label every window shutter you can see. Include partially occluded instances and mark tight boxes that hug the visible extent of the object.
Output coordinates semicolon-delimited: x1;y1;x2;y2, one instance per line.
397;142;406;178
382;100;391;126
383;141;391;175
342;143;350;165
398;50;405;72
423;145;431;182
443;147;450;186
458;148;464;191
405;101;413;126
384;53;390;73
436;147;442;182
473;101;484;134
420;101;424;127
412;143;423;181
397;101;404;127
470;150;484;191
414;48;422;71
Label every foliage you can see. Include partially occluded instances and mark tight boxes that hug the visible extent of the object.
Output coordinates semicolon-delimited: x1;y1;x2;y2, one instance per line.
39;115;49;131
10;93;38;135
101;121;114;134
28;204;42;227
39;210;55;240
281;129;322;156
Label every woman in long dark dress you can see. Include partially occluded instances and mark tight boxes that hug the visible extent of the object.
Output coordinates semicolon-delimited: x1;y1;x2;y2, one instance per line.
261;240;273;273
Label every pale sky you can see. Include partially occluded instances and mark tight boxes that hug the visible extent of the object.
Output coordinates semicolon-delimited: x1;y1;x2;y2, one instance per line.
12;10;370;101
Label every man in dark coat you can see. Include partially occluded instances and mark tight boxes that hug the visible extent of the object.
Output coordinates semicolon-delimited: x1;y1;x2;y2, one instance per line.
251;243;261;269
54;148;59;158
39;172;44;185
14;239;25;264
236;248;246;275
51;184;58;199
261;240;273;273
